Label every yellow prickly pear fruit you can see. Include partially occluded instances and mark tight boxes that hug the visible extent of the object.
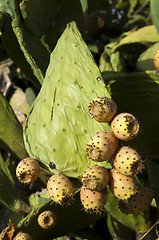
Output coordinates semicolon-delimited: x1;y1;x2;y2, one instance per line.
88;97;117;123
37;211;55;229
86;131;118;162
82;165;109;191
109;168;138;200
111;113;140;141
80;185;107;214
113;146;143;176
154;49;159;71
47;174;74;206
16;158;40;184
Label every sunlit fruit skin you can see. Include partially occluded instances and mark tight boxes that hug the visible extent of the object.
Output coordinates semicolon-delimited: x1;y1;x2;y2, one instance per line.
37;211;55;229
88;97;117;123
47;174;74;206
13;231;31;240
154;49;159;71
109;168;138;200
82;165;109;191
111;113;140;141
113;146;143;176
80;185;107;214
86;131;118;162
119;187;154;215
16;158;40;184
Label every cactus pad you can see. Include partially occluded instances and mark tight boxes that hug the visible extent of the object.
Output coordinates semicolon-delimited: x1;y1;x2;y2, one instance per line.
23;21;111;178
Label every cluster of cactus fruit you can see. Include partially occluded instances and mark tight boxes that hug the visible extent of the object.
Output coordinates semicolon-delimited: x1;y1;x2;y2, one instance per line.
14;96;154;238
81;96;154;215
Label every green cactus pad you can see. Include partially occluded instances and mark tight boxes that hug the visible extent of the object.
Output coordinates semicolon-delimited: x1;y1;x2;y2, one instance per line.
23;21;111;178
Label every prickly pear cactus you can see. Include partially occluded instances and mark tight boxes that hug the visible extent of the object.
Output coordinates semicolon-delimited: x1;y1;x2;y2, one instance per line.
23;21;111;178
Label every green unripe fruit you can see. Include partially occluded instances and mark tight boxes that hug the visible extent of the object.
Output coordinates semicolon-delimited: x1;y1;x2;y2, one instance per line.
113;146;143;176
119;187;154;215
111;113;140;141
80;185;107;214
16;158;40;184
47;174;74;206
88;97;117;122
86;131;118;162
82;165;109;191
109;168;138;200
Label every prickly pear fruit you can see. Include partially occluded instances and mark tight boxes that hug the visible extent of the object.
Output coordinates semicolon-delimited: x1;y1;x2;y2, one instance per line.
154;49;159;71
16;158;40;184
113;146;143;176
88;97;117;123
109;168;138;200
13;231;31;240
37;211;55;229
82;165;109;191
86;131;118;162
119;187;154;215
80;185;107;214
111;113;140;141
47;174;74;206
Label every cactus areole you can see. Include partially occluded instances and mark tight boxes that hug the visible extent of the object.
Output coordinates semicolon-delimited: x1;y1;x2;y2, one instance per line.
23;21;112;178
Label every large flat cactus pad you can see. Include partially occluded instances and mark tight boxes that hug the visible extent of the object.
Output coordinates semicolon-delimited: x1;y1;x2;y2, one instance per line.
23;21;111;178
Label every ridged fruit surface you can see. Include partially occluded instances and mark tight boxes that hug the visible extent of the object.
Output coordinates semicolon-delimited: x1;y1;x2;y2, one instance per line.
80;185;107;214
111;113;140;141
16;158;40;184
119;187;154;215
82;165;109;191
113;146;143;176
109;168;138;200
37;211;55;229
88;97;117;122
86;131;118;162
47;174;74;206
